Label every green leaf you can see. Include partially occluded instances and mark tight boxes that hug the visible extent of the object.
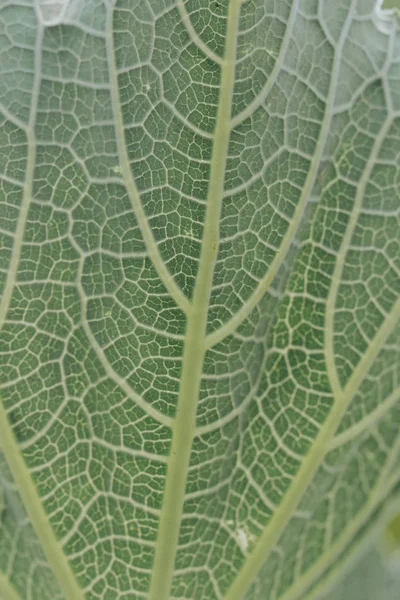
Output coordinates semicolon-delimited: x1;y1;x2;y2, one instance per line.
0;1;399;599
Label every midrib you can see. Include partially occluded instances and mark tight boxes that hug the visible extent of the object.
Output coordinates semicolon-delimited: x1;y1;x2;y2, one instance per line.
147;2;240;598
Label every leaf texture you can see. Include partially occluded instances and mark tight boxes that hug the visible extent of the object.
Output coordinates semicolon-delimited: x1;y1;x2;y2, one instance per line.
0;1;399;599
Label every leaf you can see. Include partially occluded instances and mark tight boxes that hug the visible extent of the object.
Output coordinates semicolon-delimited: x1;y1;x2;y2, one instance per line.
0;1;399;599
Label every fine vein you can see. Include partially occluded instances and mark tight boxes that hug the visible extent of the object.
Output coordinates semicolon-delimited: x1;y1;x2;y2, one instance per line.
148;2;240;598
176;0;223;66
106;2;190;315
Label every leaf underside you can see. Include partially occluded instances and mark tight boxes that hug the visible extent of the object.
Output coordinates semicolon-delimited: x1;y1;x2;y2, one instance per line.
0;1;399;599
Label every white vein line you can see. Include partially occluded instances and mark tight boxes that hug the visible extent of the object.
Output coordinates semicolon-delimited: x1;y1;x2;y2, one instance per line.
225;298;399;600
91;437;168;465
17;395;70;451
317;2;335;47
340;301;399;426
184;477;230;500
106;4;190;315
175;0;223;66
382;23;396;114
265;418;305;462
173;565;223;599
65;543;152;564
0;104;27;133
0;136;31;326
59;491;160;551
241;466;278;512
38;77;110;90
0;173;24;190
194;374;260;437
162;98;214;140
194;339;280;438
222;171;264;198
59;494;159;546
229;0;299;129
99;295;185;341
76;259;173;428
79;248;148;259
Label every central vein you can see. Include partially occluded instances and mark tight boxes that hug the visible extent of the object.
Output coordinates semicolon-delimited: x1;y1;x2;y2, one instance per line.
148;2;240;598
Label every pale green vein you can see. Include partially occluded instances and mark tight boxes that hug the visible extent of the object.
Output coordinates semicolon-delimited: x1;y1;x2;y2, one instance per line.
176;0;223;65
0;573;23;600
278;434;400;600
195;332;274;437
0;131;32;329
204;0;332;351
229;0;298;129
0;104;27;134
325;117;394;400
327;387;400;451
106;2;190;315
148;1;241;598
194;374;259;437
0;401;84;600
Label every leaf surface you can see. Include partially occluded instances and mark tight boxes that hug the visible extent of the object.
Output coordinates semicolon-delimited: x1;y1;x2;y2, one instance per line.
0;1;399;599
